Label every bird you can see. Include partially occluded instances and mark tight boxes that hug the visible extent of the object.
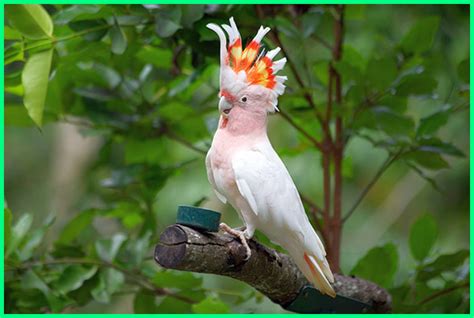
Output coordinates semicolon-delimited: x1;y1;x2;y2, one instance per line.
205;17;336;297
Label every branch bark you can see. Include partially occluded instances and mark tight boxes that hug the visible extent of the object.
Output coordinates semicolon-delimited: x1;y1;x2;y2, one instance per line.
155;224;392;313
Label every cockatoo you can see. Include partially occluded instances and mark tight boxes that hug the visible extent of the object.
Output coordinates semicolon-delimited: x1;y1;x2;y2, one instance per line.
205;17;335;297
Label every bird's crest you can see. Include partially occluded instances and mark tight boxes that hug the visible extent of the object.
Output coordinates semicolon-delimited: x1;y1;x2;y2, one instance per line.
207;17;287;103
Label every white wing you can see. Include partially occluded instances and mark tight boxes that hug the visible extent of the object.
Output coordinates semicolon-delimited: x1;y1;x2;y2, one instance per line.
205;151;227;204
231;142;334;296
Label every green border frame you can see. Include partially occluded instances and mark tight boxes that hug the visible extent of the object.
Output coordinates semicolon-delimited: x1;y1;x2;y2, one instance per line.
2;1;471;316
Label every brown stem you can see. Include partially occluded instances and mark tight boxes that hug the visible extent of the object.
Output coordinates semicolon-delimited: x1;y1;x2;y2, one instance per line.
322;140;332;261
330;4;345;273
418;282;469;305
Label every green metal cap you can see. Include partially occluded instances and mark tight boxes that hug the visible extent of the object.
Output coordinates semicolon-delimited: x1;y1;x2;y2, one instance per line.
284;285;370;314
176;205;222;232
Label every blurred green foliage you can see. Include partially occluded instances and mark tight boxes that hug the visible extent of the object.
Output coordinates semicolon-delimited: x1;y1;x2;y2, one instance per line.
4;4;469;313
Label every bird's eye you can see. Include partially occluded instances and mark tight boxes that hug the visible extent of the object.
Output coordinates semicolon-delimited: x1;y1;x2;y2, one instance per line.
241;96;247;102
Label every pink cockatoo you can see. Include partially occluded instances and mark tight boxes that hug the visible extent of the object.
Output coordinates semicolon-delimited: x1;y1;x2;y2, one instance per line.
205;17;335;297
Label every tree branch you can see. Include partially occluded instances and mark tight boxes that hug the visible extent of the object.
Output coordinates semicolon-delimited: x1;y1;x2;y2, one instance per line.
155;224;392;313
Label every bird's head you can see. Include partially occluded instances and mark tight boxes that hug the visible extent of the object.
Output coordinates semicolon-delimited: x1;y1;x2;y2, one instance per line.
207;17;287;119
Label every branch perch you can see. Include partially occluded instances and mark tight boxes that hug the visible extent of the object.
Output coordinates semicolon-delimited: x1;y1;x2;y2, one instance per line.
155;224;391;313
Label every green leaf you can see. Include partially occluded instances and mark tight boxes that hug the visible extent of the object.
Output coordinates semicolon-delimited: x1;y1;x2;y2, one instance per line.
55;265;98;295
109;23;127;55
416;138;465;157
417;110;449;137
155;6;182;38
21;270;65;313
404;150;449;170
53;5;102;25
153;270;203;290
68;19;108;41
157;296;192;313
91;268;125;303
301;9;323;38
136;45;173;69
396;73;437;96
18;215;55;261
57;209;96;245
409;214;438;261
417;250;469;281
372;106;415;138
458;59;469;84
21;48;53;127
180;5;204;28
366;56;398;90
192;296;230;314
95;233;126;262
5;4;53;39
350;243;399;288
134;289;159;313
6;213;33;258
124;138;167;164
345;5;366;20
4;209;13;253
5;26;22;40
401;16;440;54
5;42;24;65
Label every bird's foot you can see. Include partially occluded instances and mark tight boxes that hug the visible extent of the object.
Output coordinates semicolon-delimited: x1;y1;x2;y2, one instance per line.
219;223;251;261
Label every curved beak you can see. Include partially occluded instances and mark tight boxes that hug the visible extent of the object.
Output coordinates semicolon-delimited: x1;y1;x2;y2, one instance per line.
219;96;233;115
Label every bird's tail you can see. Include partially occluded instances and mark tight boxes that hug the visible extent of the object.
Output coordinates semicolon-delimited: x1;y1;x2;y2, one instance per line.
290;249;336;298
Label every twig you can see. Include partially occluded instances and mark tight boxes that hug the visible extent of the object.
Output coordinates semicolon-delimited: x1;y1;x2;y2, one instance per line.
418;282;469;305
6;258;195;304
278;109;323;151
342;150;401;223
165;131;207;155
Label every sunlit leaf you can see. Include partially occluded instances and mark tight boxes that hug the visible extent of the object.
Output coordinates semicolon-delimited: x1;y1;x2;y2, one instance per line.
350;243;398;288
409;214;438;261
192;296;230;314
5;4;53;39
6;213;33;258
21;48;53;127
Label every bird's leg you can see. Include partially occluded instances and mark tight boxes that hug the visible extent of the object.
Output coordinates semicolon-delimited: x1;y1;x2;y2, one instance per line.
219;223;252;260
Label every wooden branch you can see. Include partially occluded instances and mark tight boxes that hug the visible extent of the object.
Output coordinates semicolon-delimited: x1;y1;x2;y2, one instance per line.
155;224;392;313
